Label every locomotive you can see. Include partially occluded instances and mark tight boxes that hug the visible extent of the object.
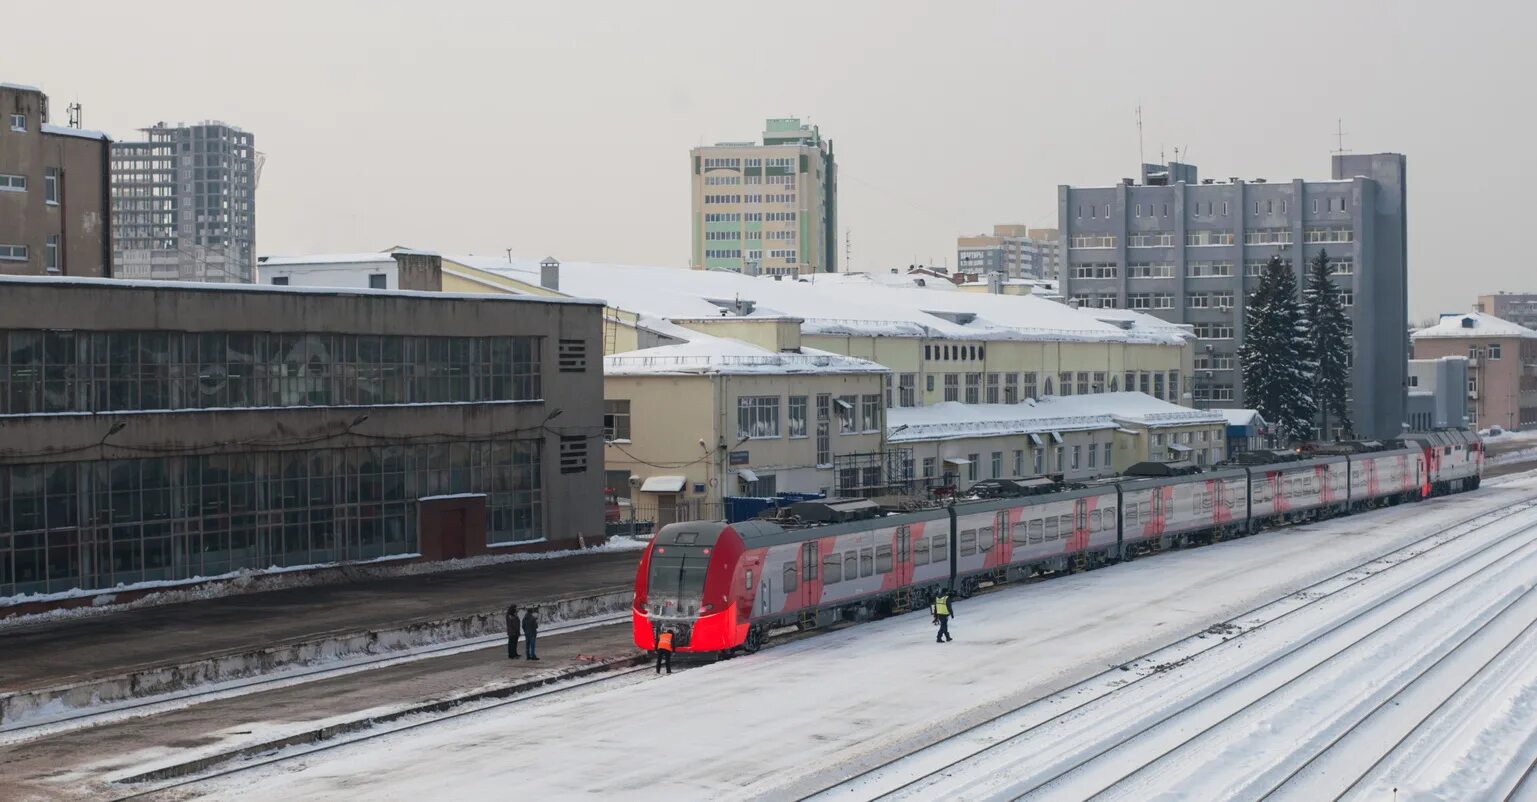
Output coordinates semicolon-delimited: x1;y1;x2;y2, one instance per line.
631;430;1482;655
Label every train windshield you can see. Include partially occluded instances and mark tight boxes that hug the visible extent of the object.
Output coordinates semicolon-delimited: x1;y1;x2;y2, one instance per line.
648;544;709;606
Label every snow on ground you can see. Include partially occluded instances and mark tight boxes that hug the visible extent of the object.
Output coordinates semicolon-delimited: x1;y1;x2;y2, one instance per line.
0;538;647;630
175;477;1537;801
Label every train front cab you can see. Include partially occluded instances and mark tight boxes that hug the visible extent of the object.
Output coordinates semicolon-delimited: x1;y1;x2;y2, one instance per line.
631;521;747;654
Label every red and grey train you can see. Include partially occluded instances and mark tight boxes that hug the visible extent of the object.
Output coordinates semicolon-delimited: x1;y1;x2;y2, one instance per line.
631;430;1483;654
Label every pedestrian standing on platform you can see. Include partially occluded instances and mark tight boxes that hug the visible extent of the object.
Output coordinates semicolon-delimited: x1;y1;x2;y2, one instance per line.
931;589;954;643
505;604;520;659
655;627;675;674
522;607;540;660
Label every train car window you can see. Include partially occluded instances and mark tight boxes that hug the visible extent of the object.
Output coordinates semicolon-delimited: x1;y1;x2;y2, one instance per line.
1139;501;1151;519
1013;522;1031;546
1045;517;1059;540
823;554;842;583
876;545;893;573
1091;510;1103;530
674;532;699;545
782;562;797;593
860;549;874;577
844;551;857;580
1444;446;1452;455
1126;504;1138;526
1059;514;1073;534
746;568;754;588
914;537;931;565
1102;506;1116;524
1029;520;1044;543
931;534;948;562
979;527;995;552
959;529;978;556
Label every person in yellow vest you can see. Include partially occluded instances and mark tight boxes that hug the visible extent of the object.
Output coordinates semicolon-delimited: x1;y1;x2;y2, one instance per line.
655;627;675;674
931;589;954;643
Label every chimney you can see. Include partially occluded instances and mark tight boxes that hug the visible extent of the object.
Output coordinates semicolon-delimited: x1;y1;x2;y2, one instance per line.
391;251;443;292
540;256;560;291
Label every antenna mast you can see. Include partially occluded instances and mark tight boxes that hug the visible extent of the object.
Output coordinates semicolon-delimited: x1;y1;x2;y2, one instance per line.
1332;119;1350;155
844;227;851;273
1136;106;1145;167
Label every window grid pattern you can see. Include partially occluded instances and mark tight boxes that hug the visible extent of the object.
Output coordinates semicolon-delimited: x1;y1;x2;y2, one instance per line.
0;331;541;415
0;440;543;597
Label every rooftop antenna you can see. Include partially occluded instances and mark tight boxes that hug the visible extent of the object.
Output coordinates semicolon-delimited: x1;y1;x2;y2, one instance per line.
67;101;82;128
505;248;512;263
844;227;851;273
1332;119;1351;155
1136;106;1145;168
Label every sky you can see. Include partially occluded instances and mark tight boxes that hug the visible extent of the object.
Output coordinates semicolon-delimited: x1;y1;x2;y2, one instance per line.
5;0;1533;323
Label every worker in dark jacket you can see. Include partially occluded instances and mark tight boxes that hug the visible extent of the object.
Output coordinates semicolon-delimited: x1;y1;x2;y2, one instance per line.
655;627;675;674
522;607;540;660
931;589;954;643
505;603;520;659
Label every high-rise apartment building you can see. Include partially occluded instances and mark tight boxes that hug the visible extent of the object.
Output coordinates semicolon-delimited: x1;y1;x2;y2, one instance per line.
111;122;257;282
1027;227;1063;281
1058;154;1408;439
957;224;1050;279
690;117;836;275
1474;293;1537;331
0;82;112;277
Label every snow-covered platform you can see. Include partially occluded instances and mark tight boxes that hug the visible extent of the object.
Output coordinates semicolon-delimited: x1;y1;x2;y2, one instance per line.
0;545;643;699
177;474;1537;801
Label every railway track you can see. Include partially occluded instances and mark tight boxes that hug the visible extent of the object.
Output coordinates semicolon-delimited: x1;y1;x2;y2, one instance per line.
0;611;630;744
801;496;1537;801
108;662;659;801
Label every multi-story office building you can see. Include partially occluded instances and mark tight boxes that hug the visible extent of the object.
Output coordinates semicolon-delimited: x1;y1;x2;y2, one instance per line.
957;224;1049;279
689;117;836;275
1058;154;1409;440
1474;293;1537;331
111;122;257;283
0;82;112;277
1027;227;1063;281
1412;312;1537;431
0;266;605;598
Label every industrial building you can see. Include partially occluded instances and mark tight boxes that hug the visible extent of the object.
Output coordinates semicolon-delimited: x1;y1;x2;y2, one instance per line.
0;268;604;599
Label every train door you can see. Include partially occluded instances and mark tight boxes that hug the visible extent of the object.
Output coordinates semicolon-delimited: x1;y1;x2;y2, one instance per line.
893;526;910;588
995;511;1012;565
1073;498;1089;551
799;541;819;612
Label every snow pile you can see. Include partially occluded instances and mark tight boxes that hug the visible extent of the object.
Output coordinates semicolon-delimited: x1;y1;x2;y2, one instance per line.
887;394;1225;443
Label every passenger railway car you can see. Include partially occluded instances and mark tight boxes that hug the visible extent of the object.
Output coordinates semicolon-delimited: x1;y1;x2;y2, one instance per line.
633;432;1484;655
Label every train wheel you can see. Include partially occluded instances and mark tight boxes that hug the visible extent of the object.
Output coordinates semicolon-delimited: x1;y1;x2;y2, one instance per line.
743;626;764;653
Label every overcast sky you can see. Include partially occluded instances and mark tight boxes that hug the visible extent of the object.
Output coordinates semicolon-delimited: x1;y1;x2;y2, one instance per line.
6;0;1532;321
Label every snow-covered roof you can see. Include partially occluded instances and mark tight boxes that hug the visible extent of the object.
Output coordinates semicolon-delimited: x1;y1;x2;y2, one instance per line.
1214;408;1265;427
260;252;399;266
448;255;1189;346
604;333;888;377
40;123;109;141
887;393;1225;443
0;274;601;306
1412;312;1537;340
0;82;42;92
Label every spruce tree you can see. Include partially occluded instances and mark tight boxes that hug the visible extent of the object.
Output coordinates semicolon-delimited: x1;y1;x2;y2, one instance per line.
1304;249;1353;439
1238;256;1316;444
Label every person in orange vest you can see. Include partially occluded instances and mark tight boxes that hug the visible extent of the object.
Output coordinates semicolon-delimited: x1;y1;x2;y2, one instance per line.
654;627;676;674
